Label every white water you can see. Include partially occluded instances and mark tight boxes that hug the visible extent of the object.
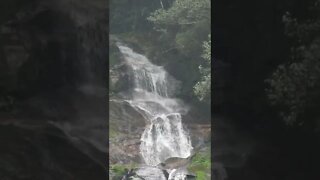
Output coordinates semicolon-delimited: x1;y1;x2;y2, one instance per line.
117;43;193;166
135;166;167;180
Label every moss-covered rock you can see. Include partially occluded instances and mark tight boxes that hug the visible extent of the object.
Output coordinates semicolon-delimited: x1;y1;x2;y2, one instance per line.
187;146;211;180
109;163;138;180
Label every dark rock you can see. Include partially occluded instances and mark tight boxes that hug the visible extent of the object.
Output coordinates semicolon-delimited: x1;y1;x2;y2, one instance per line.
0;123;106;179
0;0;108;179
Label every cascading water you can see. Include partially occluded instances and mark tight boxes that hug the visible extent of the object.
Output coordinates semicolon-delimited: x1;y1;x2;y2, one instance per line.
116;43;193;167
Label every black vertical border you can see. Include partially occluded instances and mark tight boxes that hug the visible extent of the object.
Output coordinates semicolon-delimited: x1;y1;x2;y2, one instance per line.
106;0;110;176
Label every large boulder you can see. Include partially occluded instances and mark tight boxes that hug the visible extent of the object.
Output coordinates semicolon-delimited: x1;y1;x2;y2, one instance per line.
0;122;106;180
109;99;146;164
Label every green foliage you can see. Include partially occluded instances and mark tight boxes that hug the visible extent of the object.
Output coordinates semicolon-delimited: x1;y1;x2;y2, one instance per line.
110;163;138;177
110;164;127;175
266;3;320;125
148;0;210;57
148;0;210;27
202;34;211;62
110;0;211;104
109;128;119;139
195;171;207;180
110;0;159;33
194;34;211;102
266;43;320;125
190;152;211;169
282;11;320;44
188;149;211;180
147;0;211;102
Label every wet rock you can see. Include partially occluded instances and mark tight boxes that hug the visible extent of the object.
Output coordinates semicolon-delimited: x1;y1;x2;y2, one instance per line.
109;100;146;164
211;116;255;179
0;0;107;98
0;122;106;180
135;166;167;180
0;1;108;179
110;66;131;93
212;162;228;180
159;156;192;170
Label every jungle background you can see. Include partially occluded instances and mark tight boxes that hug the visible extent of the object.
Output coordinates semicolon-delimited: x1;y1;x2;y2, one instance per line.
0;0;319;179
109;0;211;179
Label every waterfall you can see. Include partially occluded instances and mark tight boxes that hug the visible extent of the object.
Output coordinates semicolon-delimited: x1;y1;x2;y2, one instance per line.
116;43;193;166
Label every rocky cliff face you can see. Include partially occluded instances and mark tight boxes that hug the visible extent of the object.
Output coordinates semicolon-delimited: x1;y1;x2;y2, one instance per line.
0;0;108;179
0;0;108;119
0;0;107;99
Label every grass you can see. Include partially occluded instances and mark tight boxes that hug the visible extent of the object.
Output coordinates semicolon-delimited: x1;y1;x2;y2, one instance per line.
110;164;127;175
110;163;138;177
188;146;211;180
195;171;207;180
109;128;119;139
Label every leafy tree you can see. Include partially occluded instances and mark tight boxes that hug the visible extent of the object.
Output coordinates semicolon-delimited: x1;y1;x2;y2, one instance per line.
147;0;211;57
110;0;211;103
110;0;160;33
147;0;211;101
266;6;320;126
194;34;211;102
148;0;210;26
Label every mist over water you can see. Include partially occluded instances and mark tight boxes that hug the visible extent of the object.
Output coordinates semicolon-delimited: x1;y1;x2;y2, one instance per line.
117;43;193;166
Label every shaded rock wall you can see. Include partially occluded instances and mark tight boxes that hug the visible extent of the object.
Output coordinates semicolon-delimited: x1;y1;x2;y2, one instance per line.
0;0;107;99
0;1;108;179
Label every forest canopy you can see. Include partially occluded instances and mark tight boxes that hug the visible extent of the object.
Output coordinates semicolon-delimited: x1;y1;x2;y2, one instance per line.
147;0;211;102
266;4;320;127
110;0;211;104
